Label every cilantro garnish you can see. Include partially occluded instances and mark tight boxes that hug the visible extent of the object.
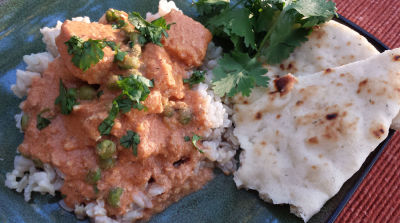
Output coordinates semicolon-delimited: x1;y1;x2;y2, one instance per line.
212;51;269;97
104;40;130;64
183;70;206;88
55;79;79;115
184;136;191;142
117;74;153;105
114;50;128;62
128;12;173;46
120;130;140;156
36;109;52;130
98;100;119;135
65;36;106;71
184;134;204;153
191;134;204;153
104;41;118;51
196;0;337;97
98;74;153;135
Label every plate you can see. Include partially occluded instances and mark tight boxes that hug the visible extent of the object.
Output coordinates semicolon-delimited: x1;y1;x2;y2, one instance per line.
0;1;392;222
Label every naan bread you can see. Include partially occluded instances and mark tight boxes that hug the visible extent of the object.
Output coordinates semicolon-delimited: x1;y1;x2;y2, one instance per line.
266;19;400;131
266;20;379;78
233;48;400;221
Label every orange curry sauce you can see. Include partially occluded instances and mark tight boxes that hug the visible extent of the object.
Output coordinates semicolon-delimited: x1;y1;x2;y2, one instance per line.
18;9;214;219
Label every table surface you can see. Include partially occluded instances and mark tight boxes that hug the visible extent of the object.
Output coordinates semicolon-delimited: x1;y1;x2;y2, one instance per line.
334;0;400;222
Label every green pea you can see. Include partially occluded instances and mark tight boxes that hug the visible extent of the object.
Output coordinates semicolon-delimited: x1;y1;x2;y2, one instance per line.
178;108;192;125
99;157;116;170
107;187;124;207
21;114;29;131
86;168;101;184
121;25;134;34
106;9;120;22
117;55;140;70
107;75;120;90
162;106;175;117
96;140;116;159
78;85;97;100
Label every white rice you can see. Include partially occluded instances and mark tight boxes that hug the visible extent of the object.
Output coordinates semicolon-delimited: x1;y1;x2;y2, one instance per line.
5;1;239;222
145;0;181;22
5;156;64;201
11;70;41;98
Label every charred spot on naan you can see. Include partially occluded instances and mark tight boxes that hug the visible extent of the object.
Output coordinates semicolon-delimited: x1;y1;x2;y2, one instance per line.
307;136;319;144
295;100;304;106
370;123;386;139
254;112;263;120
271;74;298;96
323;68;333;74
296;109;356;141
326;113;338;120
356;79;368;94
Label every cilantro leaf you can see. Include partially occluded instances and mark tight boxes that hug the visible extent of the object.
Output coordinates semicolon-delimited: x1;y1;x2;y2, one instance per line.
104;41;118;51
114;50;128;62
259;9;309;64
191;134;203;153
117;74;153;105
291;0;337;28
65;36;106;71
128;12;173;46
103;41;130;64
197;0;336;97
98;100;119;135
36;114;51;130
212;51;269;97
207;8;256;50
55;79;79;115
120;130;140;156
115;97;133;113
184;136;190;142
258;0;336;64
183;70;206;88
98;75;153;135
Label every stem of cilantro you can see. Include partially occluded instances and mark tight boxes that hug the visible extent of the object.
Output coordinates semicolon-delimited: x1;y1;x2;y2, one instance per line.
255;11;282;59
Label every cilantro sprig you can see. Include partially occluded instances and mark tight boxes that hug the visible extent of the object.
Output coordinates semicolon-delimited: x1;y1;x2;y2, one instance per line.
128;12;173;46
65;36;107;71
98;74;153;135
120;130;140;156
183;70;206;88
195;0;337;97
55;79;79;115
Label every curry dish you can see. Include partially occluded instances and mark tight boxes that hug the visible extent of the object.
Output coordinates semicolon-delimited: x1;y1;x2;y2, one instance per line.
17;9;215;220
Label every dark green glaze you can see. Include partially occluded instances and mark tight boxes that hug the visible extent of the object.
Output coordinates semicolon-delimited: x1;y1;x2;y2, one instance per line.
0;1;367;222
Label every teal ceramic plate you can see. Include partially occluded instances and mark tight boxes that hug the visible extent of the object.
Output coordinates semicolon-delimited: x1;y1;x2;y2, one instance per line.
0;1;392;223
